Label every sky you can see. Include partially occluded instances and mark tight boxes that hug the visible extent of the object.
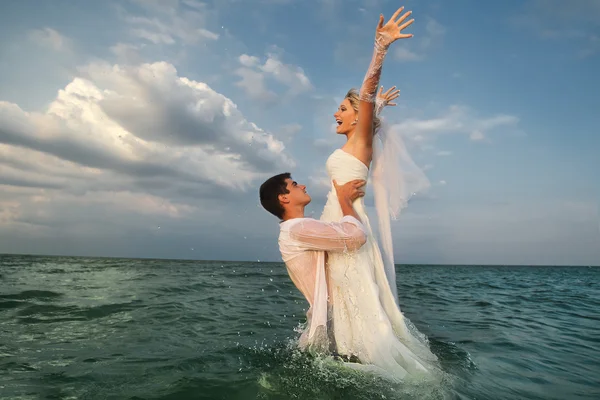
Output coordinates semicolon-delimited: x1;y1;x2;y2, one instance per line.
0;0;598;265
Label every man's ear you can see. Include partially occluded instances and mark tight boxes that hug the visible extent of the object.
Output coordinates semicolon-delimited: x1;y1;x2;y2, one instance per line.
278;193;289;204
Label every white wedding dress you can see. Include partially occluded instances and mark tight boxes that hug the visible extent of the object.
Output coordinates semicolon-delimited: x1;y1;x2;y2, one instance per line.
320;148;438;381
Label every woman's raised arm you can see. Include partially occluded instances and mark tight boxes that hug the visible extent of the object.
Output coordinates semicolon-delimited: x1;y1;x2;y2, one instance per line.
354;6;414;148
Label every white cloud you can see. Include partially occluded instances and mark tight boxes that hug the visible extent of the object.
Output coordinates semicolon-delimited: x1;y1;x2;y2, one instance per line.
523;0;600;26
308;171;332;193
578;34;600;59
0;61;295;239
122;0;219;46
235;52;313;100
395;47;422;62
312;134;340;157
421;17;446;47
438;180;447;185
181;0;203;10
436;150;452;156
394;17;445;62
262;56;312;92
239;54;260;68
393;198;600;265
392;105;519;145
110;42;143;64
512;0;600;58
470;130;485;141
234;67;276;102
29;28;71;52
278;123;303;142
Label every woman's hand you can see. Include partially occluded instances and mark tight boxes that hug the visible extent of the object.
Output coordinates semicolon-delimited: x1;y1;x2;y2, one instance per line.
377;85;400;108
375;6;414;49
352;5;413;160
375;85;400;116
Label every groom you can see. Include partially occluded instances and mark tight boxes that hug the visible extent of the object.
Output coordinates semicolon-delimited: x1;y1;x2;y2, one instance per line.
259;172;367;351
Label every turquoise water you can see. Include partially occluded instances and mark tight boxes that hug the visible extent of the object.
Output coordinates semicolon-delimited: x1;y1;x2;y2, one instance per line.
1;254;598;399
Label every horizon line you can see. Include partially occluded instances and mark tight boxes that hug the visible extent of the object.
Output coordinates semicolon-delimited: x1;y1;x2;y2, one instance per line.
0;252;598;268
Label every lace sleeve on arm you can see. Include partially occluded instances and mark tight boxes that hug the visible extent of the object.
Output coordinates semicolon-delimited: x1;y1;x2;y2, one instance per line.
288;218;366;252
359;42;388;104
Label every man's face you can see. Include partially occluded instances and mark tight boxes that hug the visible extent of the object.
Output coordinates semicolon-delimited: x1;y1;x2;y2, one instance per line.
281;178;311;207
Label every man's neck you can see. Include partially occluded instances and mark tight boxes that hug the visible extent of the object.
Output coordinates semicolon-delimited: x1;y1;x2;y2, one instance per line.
281;205;305;222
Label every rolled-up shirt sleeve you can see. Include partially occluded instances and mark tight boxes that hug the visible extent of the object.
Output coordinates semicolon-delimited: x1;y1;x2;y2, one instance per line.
288;217;367;252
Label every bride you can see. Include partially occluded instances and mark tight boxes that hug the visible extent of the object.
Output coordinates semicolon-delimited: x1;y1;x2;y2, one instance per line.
319;5;438;380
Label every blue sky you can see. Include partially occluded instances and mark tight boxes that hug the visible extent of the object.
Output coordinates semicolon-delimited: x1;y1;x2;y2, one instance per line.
0;0;598;265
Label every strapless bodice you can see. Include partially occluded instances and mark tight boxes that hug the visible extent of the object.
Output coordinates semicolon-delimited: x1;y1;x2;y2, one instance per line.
326;149;369;183
321;149;370;222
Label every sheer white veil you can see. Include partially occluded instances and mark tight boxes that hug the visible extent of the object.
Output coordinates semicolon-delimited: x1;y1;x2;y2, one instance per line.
370;117;430;303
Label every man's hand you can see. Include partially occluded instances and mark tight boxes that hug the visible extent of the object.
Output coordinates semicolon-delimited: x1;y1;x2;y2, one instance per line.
333;179;366;203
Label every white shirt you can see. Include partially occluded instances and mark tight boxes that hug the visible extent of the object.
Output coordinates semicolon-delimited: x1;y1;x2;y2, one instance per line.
278;215;367;348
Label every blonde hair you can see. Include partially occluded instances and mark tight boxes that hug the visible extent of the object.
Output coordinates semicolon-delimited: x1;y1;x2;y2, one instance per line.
345;88;382;135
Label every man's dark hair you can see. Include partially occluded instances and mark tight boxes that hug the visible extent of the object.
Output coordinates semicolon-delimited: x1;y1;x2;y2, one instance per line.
259;172;291;219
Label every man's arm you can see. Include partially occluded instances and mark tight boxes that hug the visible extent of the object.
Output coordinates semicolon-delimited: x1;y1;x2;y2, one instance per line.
288;218;367;252
334;179;364;222
338;192;360;222
288;179;367;252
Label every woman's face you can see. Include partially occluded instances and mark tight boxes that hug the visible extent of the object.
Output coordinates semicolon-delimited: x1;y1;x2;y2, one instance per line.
333;98;357;135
